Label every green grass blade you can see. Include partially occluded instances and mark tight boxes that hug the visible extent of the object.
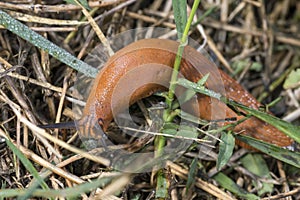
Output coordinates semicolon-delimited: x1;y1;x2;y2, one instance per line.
172;74;209;110
177;78;222;100
5;138;48;191
217;132;235;170
0;176;113;198
0;10;97;77
186;158;198;193
192;6;217;26
213;172;260;200
172;0;187;39
229;101;300;144
236;134;300;168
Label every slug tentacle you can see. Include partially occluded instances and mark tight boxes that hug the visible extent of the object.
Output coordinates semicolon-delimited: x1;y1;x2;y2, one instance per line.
39;121;76;129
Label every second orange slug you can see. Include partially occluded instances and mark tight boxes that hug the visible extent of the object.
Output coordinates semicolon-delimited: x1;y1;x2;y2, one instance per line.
75;38;293;148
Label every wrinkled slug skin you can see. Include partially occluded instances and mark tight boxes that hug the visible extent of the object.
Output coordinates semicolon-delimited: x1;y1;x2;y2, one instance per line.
82;39;292;148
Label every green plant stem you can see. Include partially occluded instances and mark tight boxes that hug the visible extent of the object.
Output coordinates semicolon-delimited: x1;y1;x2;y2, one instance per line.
156;0;202;157
155;1;201;198
192;6;216;26
158;0;201;154
0;10;97;78
164;0;201;120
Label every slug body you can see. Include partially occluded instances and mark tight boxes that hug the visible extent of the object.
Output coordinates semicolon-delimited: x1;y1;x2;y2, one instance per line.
81;38;292;148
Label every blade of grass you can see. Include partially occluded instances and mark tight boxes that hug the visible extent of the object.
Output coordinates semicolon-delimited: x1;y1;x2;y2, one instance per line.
217;131;235;170
172;74;209;110
5;138;48;191
172;0;187;39
0;176;114;198
229;101;300;144
186;158;198;193
18;177;51;200
0;10;97;77
213;172;260;200
236;134;300;168
192;6;217;26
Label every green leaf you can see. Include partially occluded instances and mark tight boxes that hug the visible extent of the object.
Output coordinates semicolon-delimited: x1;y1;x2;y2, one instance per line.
177;77;300;145
241;154;273;195
229;101;300;144
186;158;198;192
236;134;300;168
178;109;208;125
172;74;210;110
217;132;235;170
232;60;262;75
213;172;260;200
176;125;198;139
177;78;222;100
162;123;198;140
64;0;91;10
197;73;210;86
162;122;179;136
283;68;300;89
172;0;187;39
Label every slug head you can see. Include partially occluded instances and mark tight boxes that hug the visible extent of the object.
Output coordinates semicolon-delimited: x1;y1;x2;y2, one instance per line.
39;113;107;142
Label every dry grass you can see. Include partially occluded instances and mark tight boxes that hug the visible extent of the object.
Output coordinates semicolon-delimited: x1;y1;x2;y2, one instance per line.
0;0;299;199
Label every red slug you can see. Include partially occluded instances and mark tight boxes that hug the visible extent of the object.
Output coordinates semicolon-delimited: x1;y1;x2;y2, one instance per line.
74;38;292;148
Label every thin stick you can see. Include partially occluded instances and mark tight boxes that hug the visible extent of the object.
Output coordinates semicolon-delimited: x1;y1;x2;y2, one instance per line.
73;0;114;56
0;1;127;12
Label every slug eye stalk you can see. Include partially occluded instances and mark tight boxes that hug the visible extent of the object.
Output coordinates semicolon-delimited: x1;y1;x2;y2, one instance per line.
38;121;77;129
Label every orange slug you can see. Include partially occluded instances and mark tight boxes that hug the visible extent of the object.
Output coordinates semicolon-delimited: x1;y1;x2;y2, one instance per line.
45;38;293;148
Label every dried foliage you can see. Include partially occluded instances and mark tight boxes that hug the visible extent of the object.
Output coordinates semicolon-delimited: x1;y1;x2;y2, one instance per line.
0;0;299;199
